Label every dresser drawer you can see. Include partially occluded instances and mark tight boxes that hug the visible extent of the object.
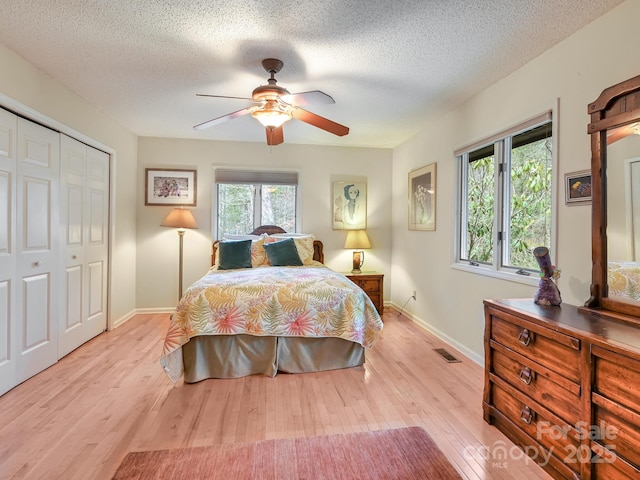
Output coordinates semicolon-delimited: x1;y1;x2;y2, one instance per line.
489;311;581;382
592;442;640;480
592;394;640;469
592;345;640;415
491;346;581;424
353;278;380;292
490;382;582;475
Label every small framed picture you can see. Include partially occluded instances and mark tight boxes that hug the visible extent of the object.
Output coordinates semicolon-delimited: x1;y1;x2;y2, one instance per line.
145;168;197;206
565;169;591;204
409;163;436;231
332;181;367;230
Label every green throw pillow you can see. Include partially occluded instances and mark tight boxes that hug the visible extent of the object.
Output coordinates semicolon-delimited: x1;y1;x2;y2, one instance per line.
264;238;303;266
218;239;252;270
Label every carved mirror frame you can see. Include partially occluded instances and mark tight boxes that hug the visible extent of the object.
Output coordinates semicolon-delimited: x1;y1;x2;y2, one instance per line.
585;74;640;323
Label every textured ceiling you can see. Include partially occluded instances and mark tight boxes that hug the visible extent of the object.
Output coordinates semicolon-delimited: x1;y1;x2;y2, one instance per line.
0;0;625;148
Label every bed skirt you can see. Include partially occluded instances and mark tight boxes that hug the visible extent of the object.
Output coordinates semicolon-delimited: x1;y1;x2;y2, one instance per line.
182;334;365;383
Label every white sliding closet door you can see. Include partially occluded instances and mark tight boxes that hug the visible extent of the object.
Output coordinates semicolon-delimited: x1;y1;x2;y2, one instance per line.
15;118;60;384
0;109;17;396
59;135;108;357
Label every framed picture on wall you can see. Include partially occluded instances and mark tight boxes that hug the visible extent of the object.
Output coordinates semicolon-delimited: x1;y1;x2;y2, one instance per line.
565;169;592;204
145;168;197;206
408;163;436;231
332;181;367;230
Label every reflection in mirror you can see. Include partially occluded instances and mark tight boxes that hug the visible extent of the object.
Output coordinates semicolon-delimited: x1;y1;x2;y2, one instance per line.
606;127;640;302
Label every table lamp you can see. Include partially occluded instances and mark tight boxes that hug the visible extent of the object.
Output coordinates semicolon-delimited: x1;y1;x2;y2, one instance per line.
344;230;371;274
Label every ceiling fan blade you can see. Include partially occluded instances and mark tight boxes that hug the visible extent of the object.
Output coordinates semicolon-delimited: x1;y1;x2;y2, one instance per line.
196;93;257;102
193;107;254;130
266;126;284;145
281;90;335;106
291;108;349;136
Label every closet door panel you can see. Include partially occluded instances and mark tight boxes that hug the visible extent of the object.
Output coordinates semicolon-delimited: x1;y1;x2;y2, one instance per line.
22;273;51;350
23;178;51;249
88;260;104;318
59;135;87;356
0;108;16;396
84;146;108;339
15;118;59;384
65;265;83;330
0;280;11;395
60;136;108;355
0;172;10;253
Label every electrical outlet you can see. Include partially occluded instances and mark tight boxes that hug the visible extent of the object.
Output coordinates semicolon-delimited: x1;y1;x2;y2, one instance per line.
412;290;417;300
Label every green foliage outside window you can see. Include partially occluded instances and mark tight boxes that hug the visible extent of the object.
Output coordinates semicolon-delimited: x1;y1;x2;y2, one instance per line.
466;155;495;263
463;121;552;272
218;184;296;236
508;138;552;270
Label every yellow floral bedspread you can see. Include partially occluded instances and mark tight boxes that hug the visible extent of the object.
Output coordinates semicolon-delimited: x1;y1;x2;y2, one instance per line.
608;261;640;301
160;265;383;382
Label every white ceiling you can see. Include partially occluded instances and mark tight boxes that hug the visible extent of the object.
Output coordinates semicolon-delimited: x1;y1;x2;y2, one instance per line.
0;1;624;148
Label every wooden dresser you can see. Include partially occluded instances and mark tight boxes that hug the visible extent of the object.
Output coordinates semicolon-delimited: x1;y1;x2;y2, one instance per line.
344;272;384;314
483;298;640;480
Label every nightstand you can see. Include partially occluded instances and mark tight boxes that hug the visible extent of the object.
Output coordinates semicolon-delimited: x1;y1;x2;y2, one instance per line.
344;271;384;314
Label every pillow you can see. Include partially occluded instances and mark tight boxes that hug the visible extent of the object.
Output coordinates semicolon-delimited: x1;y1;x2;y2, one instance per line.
218;239;252;270
215;237;268;268
263;238;303;266
269;234;316;265
249;237;268;267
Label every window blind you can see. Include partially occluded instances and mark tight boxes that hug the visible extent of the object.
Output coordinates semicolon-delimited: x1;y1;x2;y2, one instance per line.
215;169;298;185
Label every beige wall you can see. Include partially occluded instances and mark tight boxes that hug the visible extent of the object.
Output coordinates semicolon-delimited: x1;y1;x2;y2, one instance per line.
136;137;392;308
0;43;138;326
390;0;639;363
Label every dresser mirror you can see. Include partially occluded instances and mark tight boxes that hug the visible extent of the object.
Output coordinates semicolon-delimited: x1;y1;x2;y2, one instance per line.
586;74;640;323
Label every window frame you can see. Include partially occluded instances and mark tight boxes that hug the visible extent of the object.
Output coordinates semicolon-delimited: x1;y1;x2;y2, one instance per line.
453;110;558;285
212;168;301;239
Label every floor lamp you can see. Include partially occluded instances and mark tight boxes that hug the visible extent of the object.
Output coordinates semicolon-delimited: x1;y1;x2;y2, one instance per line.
161;207;198;300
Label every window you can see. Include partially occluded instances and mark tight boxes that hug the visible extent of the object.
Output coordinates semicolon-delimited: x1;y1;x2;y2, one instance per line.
455;113;553;276
215;169;298;237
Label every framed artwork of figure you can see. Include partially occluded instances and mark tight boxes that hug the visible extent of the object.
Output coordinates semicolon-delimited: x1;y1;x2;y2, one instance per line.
332;181;367;230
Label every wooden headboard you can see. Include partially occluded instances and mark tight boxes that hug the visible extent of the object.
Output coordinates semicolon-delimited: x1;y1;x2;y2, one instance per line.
211;228;324;266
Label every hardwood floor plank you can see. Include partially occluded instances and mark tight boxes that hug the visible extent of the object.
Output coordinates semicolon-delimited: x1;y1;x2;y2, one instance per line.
0;311;550;479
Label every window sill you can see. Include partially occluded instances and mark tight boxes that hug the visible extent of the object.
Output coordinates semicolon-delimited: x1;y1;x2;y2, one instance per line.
451;262;539;287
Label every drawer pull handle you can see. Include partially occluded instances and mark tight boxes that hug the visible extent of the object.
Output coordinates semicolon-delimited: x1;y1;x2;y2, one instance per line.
519;367;533;385
520;406;534;425
518;328;532;347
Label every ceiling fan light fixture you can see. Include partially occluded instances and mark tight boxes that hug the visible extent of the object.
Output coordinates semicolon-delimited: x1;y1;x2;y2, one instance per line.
195;58;349;142
251;106;292;129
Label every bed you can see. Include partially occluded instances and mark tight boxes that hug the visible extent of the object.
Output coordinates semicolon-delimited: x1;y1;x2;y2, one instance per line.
160;226;383;383
608;260;640;301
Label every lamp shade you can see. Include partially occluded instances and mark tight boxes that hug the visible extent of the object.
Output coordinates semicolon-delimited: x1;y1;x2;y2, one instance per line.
161;208;199;229
344;230;371;249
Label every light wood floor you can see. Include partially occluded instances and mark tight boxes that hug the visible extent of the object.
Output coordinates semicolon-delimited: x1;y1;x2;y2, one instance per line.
0;310;550;479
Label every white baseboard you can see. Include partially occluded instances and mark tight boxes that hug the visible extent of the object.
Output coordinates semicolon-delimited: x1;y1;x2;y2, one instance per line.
110;309;137;330
109;307;175;330
386;302;484;366
136;307;176;314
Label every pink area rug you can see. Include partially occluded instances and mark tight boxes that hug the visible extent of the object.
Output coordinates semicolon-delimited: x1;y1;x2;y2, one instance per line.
113;426;461;479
